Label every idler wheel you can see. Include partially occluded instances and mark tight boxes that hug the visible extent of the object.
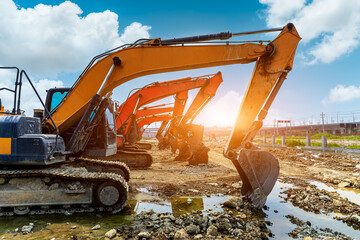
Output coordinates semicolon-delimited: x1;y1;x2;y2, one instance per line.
97;183;120;207
14;206;30;215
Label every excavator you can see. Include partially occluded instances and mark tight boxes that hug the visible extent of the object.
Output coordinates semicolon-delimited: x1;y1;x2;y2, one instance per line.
0;23;301;213
115;103;174;150
156;71;224;165
134;104;175;143
157;91;188;148
114;73;222;168
132;104;174;149
0;67;130;216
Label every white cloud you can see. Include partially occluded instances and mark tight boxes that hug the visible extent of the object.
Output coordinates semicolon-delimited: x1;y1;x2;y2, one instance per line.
193;90;243;127
322;84;360;104
0;0;151;76
259;0;360;64
0;1;151;116
0;68;64;115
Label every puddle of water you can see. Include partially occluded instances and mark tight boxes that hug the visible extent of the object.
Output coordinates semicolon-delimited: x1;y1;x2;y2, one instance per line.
136;187;152;194
1;183;359;239
131;194;227;217
309;181;360;205
265;182;360;239
0;211;131;235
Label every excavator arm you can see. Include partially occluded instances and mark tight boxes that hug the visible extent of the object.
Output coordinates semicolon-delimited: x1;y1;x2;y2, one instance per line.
47;24;300;136
136;114;173;141
137;114;173;130
159;72;222;158
136;104;174;119
116;73;223;143
45;23;301;207
124;105;174;145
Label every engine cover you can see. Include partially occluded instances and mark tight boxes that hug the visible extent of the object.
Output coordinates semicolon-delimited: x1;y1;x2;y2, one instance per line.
0;115;66;165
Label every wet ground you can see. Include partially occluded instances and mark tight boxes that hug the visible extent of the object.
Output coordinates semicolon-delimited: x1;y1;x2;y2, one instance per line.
1;137;360;239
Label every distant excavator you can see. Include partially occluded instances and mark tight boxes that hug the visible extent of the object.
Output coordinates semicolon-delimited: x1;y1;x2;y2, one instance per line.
113;73;222;168
0;23;301;214
156;72;224;165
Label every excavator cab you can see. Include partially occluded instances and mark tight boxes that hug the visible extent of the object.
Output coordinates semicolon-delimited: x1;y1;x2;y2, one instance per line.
45;88;70;113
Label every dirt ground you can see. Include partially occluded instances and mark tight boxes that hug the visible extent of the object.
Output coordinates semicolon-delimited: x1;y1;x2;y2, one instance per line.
132;137;360;198
1;137;360;239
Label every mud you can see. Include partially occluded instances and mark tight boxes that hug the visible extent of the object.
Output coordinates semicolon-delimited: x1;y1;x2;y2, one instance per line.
0;137;359;239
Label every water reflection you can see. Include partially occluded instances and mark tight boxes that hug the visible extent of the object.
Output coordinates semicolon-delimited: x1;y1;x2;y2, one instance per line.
309;181;360;205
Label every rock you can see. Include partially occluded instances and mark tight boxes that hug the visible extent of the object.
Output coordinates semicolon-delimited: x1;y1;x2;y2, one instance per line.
206;225;218;236
188;189;199;193
91;224;101;230
174;229;189;240
137;231;151;239
208;183;219;186
333;199;342;207
238;213;247;219
304;237;312;240
21;225;33;234
223;196;240;209
14;228;18;233
231;183;241;189
338;182;350;188
185;224;200;235
150;213;159;221
319;195;331;201
70;226;77;229
105;229;117;239
194;234;203;239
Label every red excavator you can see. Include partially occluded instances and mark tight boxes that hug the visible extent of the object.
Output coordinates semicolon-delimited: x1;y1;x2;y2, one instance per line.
0;24;301;212
113;73;222;168
156;71;224;165
157;91;188;148
136;113;173;140
127;104;175;150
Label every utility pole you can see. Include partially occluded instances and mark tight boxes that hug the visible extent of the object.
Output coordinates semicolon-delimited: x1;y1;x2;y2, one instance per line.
320;112;325;133
337;113;338;123
353;113;355;122
273;119;276;136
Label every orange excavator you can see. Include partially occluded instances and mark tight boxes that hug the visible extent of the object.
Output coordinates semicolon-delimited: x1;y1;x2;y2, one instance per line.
114;73;222;168
0;24;301;212
136;113;173;140
157;72;224;165
132;104;174;149
119;103;174;150
135;103;175;142
157;91;188;148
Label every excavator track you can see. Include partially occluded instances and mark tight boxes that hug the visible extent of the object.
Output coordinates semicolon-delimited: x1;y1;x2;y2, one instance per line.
74;158;130;182
0;166;128;216
134;142;152;150
103;149;153;169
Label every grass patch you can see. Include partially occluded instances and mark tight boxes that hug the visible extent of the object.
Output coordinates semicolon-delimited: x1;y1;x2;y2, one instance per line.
346;144;360;149
311;133;360;141
285;140;305;147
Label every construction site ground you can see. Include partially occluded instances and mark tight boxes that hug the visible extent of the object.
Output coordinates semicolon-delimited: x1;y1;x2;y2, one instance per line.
1;137;360;239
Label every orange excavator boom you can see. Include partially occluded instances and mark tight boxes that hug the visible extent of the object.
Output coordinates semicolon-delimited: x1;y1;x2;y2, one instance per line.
44;23;301;207
116;73;223;144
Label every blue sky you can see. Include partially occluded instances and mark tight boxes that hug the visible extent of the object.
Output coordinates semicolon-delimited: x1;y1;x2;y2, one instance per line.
2;0;360;126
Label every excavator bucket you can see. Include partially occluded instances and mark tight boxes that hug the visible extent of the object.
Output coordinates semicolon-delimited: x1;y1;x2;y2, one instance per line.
231;149;279;208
